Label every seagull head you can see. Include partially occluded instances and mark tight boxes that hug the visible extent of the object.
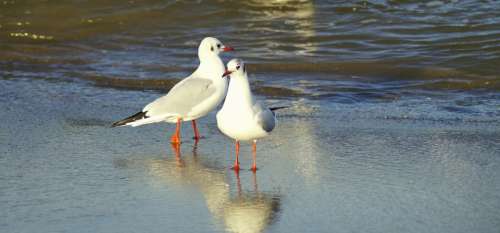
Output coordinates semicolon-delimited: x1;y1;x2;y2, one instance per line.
198;37;234;59
222;58;246;78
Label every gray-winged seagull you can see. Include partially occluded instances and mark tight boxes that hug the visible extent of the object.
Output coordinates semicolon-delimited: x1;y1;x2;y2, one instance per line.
217;59;285;172
113;37;233;144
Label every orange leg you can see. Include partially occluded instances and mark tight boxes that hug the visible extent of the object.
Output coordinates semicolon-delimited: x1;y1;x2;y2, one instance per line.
232;140;240;171
191;120;201;141
170;118;182;144
251;140;257;172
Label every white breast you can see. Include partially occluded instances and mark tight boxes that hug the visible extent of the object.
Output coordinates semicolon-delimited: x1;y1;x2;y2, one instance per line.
216;74;270;141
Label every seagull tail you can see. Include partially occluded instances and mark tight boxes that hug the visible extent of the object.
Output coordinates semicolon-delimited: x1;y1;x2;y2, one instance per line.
112;111;148;127
269;106;289;112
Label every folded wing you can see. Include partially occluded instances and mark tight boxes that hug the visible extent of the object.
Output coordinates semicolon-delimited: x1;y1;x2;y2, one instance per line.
114;78;216;127
144;78;216;119
254;102;276;133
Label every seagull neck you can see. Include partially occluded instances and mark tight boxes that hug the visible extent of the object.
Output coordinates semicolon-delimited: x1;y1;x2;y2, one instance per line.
225;74;254;106
197;55;224;80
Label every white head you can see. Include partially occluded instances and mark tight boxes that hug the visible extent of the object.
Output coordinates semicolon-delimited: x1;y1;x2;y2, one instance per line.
222;58;246;78
198;37;234;61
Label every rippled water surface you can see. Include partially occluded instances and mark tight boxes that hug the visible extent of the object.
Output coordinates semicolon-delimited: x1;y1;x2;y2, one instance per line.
1;1;500;233
1;0;500;95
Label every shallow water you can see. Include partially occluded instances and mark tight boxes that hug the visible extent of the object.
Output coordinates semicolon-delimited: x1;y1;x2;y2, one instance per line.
1;1;500;233
1;77;499;233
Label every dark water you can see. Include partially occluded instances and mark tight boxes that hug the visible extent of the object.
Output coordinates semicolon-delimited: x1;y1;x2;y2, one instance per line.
1;0;500;96
1;1;500;233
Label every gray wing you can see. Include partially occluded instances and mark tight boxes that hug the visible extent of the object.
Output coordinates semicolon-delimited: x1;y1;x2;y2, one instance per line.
143;78;216;117
254;102;276;132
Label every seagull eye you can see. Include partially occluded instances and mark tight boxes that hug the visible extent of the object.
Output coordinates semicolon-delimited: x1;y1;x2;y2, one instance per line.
210;46;214;51
236;65;240;70
217;44;221;48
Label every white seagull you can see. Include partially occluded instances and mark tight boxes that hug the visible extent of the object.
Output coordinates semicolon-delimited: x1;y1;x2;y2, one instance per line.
216;59;284;172
112;37;233;144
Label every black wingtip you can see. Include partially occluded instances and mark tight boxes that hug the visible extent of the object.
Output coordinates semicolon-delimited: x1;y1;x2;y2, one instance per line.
111;111;148;127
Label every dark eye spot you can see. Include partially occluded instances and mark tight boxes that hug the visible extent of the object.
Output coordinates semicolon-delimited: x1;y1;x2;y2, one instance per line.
217;44;221;48
236;65;240;70
210;46;214;51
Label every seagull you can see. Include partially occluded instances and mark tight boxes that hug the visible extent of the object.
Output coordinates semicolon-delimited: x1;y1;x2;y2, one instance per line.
216;59;284;172
112;37;233;144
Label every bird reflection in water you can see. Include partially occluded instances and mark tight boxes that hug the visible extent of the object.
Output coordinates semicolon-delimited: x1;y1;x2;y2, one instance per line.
147;143;281;233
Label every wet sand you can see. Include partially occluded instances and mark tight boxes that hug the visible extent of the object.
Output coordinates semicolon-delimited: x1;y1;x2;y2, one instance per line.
1;78;499;233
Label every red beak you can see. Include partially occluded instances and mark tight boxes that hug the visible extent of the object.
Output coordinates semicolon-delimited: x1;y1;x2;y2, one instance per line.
222;70;233;78
223;46;234;52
